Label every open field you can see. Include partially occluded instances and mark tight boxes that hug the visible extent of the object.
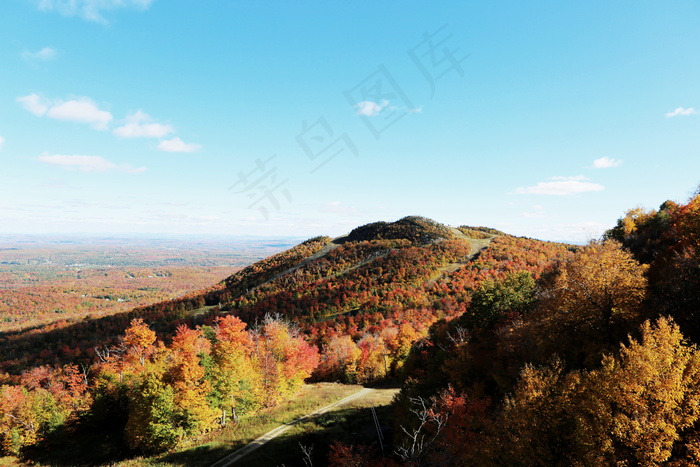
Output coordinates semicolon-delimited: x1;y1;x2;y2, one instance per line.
0;235;300;332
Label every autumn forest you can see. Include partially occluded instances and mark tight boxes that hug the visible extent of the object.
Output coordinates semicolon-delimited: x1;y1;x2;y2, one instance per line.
3;195;700;466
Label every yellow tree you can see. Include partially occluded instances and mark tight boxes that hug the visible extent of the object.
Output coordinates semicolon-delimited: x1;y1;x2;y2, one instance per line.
481;360;579;466
356;334;388;383
252;316;319;406
123;318;157;367
211;315;261;421
575;317;700;466
97;318;157;384
0;385;67;456
320;334;362;382
537;240;648;364
167;325;218;437
478;318;700;466
0;385;39;455
389;323;422;374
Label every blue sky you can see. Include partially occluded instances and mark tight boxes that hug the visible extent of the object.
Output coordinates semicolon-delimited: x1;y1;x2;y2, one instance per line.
1;0;699;243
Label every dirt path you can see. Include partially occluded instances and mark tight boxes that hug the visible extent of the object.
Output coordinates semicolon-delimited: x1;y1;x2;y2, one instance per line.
424;230;494;288
210;387;375;467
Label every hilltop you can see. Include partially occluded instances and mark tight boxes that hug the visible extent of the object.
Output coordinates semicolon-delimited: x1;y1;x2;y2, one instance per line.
337;216;455;244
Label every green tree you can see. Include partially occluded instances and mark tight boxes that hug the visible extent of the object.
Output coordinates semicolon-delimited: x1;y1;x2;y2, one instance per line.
124;371;179;453
466;272;536;330
0;385;68;456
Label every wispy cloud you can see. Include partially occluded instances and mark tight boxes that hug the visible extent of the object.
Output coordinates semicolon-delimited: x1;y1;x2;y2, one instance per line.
593;157;622;169
550;175;588;181
21;46;57;63
17;94;113;129
40;177;77;189
157;137;201;153
321;201;362;216
16;94;49;116
521;204;546;218
38;153;146;173
354;100;389;116
665;107;698;118
515;176;604;196
36;0;155;23
0;136;5;151
113;110;173;138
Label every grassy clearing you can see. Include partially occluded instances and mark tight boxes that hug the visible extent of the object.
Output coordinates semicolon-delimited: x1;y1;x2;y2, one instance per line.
108;383;364;467
190;305;218;316
0;457;22;466
238;387;400;467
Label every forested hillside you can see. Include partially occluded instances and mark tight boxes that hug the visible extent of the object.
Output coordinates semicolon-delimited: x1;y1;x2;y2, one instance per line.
375;195;700;466
2;197;700;466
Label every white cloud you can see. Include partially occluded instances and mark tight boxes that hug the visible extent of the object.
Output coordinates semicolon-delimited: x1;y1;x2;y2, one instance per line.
515;176;605;196
157;137;201;153
46;98;112;129
22;47;57;62
354;100;389;116
38;153;146;173
17;94;112;129
39;154;115;172
37;0;154;23
665;107;698;118
593;157;623;169
114;110;174;138
0;136;4;151
17;94;49;116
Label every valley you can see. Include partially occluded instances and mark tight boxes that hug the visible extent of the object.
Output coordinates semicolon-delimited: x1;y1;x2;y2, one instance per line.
0;236;297;332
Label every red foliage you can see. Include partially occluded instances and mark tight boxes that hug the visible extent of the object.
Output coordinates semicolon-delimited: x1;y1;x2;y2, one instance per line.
327;441;399;467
